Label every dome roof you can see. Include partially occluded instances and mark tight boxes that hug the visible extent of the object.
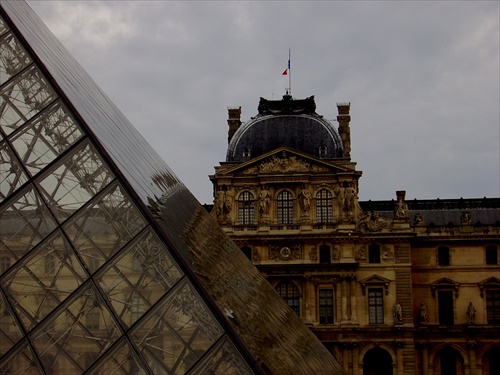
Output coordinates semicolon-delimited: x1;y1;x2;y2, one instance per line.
226;95;344;162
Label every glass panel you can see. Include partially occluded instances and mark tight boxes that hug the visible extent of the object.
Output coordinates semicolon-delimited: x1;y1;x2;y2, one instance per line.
0;339;43;375
0;16;8;36
0;65;56;136
97;228;183;327
3;230;87;331
0;290;25;356
131;280;223;374
30;283;122;375
63;182;146;268
0;185;58;260
88;338;148;375
188;337;253;375
1;140;29;202
10;101;84;176
37;142;114;222
0;31;33;85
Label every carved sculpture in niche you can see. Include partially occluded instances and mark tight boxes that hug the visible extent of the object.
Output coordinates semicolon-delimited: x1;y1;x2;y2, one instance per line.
355;246;367;262
299;186;312;221
414;212;424;226
332;246;341;262
419;302;427;324
467;302;476;324
259;152;310;173
461;211;472;225
269;245;302;261
213;186;234;223
393;301;403;325
335;183;358;222
358;211;392;232
382;245;394;262
258;186;271;224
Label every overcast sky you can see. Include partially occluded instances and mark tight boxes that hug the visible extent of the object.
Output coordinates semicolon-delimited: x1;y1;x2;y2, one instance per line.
26;1;499;205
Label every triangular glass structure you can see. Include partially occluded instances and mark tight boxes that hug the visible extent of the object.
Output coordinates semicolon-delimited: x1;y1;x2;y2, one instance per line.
0;2;344;374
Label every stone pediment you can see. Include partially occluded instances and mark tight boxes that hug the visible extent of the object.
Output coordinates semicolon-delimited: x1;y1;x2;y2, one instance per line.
430;277;460;297
360;274;391;295
219;147;351;176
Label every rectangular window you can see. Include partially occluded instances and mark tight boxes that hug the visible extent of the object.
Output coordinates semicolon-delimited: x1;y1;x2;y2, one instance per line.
438;290;454;325
319;245;331;264
438;246;450;266
319;289;334;324
368;245;381;264
486;246;498;265
486;290;500;324
368;288;384;324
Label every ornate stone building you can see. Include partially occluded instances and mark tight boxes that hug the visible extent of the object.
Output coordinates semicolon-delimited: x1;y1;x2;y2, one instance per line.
209;95;500;374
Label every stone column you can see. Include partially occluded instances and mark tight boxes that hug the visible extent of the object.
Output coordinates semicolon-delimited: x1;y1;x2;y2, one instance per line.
350;277;358;324
341;278;348;323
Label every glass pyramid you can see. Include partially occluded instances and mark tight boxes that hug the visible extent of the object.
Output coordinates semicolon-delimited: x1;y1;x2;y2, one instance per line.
0;2;344;374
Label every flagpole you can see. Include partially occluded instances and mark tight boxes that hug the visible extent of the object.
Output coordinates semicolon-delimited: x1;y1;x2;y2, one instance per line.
288;49;291;95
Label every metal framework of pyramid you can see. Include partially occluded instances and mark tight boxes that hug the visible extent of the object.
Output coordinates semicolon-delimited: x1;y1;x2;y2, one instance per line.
0;2;344;375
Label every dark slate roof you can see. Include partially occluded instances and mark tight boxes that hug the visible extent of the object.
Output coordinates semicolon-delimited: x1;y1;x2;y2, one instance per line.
360;198;500;226
227;95;343;162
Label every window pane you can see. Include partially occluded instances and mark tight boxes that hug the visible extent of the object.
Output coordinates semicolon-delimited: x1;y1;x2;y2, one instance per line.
438;291;454;325
1;141;29;203
369;244;381;264
319;289;334;324
0;65;56;135
0;32;32;85
486;246;498;265
368;289;383;324
238;191;255;225
276;282;300;315
316;189;333;223
487;291;500;324
277;190;294;224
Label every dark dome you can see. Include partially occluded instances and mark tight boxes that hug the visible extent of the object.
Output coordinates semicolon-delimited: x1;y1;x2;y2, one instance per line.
226;95;344;162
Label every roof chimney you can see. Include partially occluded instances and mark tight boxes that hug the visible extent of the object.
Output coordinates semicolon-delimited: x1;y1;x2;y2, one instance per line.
227;107;241;144
336;102;351;159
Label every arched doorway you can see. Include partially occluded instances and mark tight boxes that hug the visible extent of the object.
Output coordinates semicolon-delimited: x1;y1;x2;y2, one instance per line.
434;347;464;375
363;347;393;375
483;347;500;375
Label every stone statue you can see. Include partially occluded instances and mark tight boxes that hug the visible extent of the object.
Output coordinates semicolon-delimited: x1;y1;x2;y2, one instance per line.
259;187;271;216
414;212;424;225
467;302;476;324
419;302;427;323
393;301;403;324
299;186;311;215
394;199;409;220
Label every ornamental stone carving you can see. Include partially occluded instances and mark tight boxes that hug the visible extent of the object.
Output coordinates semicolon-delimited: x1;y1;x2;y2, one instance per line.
213;187;234;224
309;247;318;261
414;212;424;226
332;246;341;262
358;211;392;232
382;245;394;262
259;153;310;173
461;211;472;225
335;183;358;222
394;190;409;220
355;246;367;262
269;245;302;261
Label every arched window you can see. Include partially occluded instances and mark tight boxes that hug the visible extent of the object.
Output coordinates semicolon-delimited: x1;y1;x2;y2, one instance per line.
238;191;255;225
277;190;294;224
435;347;464;375
363;348;393;375
483;347;500;375
316;189;333;223
276;282;300;315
